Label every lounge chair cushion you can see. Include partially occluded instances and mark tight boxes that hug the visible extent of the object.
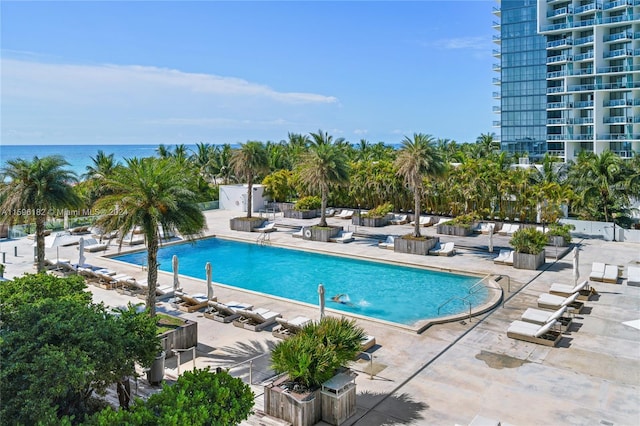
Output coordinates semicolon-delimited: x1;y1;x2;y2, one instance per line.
549;280;588;295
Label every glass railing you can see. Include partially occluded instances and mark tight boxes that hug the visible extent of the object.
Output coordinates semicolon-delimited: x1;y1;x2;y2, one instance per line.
596;64;640;73
604;49;633;58
547;70;567;78
574;35;594;45
547;6;573;17
492;91;501;98
604;31;633;42
493;49;501;56
575;101;594;108
604;99;632;107
604;116;631;123
575;2;603;13
547;102;572;108
601;14;638;24
547;118;569;125
575;51;594;61
492;121;501;127
547;38;573;48
546;150;566;157
603;0;631;9
568;84;594;91
597;134;639;140
493;106;501;112
547;86;566;93
572;68;594;75
573;117;594;124
492;35;501;42
611;150;633;158
492;78;501;84
547;54;572;63
541;22;569;32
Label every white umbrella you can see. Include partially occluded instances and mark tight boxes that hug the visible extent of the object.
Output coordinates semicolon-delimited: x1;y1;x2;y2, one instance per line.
78;237;86;267
488;224;495;253
38;232;75;263
172;255;181;292
318;283;325;320
63;209;69;230
573;246;580;286
205;262;214;301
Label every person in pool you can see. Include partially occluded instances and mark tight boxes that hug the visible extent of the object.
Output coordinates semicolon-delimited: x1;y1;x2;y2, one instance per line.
331;294;354;306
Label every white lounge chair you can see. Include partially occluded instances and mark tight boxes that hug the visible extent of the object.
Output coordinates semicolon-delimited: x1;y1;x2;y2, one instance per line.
361;335;376;352
204;300;253;323
292;227;305;238
409;216;433;227
389;214;408;225
254;222;277;233
537;292;584;313
628;266;640;286
589;262;606;281
336;209;354;219
549;280;592;300
493;249;513;265
233;307;282;331
436;242;456;256
602;264;618;284
82;238;108;252
176;292;210;313
507;320;562;346
378;236;395;250
272;315;312;339
434;217;452;226
521;306;572;330
330;231;354;243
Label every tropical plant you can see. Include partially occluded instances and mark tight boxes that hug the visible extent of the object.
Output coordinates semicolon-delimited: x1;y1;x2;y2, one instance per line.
546;222;574;244
510;227;548;255
271;317;366;390
93;157;206;316
0;156;80;272
230;141;270;218
294;195;321;211
262;169;296;202
297;131;350;227
363;202;393;218
394;133;446;238
447;212;478;229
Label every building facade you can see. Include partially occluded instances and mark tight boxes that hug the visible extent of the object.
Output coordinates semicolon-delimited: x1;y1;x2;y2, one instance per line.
494;0;639;161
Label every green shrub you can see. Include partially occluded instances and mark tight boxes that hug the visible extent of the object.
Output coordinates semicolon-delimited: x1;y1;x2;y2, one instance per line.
510;227;548;254
294;196;321;211
447;212;479;229
363;202;393;218
546;222;574;243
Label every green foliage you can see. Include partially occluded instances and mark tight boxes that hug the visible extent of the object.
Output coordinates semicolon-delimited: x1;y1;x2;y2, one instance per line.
447;212;478;228
262;169;295;202
363;202;394;218
294;195;321;211
86;369;254;426
546;222;574;243
510;227;548;254
271;317;366;389
0;275;160;425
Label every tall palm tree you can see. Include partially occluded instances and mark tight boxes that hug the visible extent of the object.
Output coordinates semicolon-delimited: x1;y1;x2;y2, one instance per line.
394;133;445;238
230;141;269;218
94;157;206;315
0;156;79;272
82;150;121;181
297;140;350;227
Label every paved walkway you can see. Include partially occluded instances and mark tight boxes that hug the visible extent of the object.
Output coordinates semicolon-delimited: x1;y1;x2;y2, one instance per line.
1;210;639;426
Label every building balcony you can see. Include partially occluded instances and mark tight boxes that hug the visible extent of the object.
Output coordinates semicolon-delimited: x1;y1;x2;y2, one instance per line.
547;54;572;64
604;31;633;42
596;64;640;73
603;0;634;10
546;149;566;157
492;6;500;16
492;91;501;99
604;49;633;59
547;70;567;78
492;35;501;44
611;150;635;158
574;2;603;14
574;35;595;45
574;51;594;61
603;99;633;107
493;106;501;112
541;22;569;32
547;38;573;48
597;133;640;140
493;63;501;71
547;101;573;109
568;84;595;92
547;134;574;140
575;101;595;108
571;18;596;29
493;49;501;57
604;116;634;123
547;86;566;93
601;13;639;24
571;68;594;76
547;118;570;125
492;20;500;29
492;77;501;85
573;117;594;124
547;6;573;17
492;121;501;127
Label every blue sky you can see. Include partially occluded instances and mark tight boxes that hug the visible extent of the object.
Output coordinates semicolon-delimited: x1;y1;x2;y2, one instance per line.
1;0;496;146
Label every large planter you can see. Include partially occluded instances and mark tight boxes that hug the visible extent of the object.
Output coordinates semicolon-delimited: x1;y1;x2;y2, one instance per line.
513;250;546;270
146;351;166;385
304;226;342;242
353;216;389;227
394;236;439;255
264;376;322;426
158;316;198;359
284;209;318;219
230;217;264;232
547;235;568;247
437;224;473;236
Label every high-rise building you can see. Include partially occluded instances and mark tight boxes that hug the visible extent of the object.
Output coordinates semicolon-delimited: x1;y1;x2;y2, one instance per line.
493;0;639;161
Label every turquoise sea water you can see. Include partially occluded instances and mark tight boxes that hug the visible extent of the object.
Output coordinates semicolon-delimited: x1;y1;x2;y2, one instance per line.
112;238;488;325
0;144;183;177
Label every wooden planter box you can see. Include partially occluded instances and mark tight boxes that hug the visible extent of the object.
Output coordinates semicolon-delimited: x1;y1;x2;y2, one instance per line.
284;209;318;219
513;250;546;270
353;216;389;227
305;226;342;242
158;317;198;359
264;376;322;426
230;217;264;232
394;236;439;255
547;235;568;247
437;224;473;236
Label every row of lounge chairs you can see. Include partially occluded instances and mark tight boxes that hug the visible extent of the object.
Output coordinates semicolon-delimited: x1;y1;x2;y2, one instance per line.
493;249;514;265
589;262;618;283
507;280;593;347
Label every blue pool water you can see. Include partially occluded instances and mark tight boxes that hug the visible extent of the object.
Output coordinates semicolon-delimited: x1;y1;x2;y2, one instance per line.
112;238;488;325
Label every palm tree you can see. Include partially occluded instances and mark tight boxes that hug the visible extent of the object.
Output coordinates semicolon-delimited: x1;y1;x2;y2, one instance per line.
297;135;350;227
0;156;79;272
394;133;445;238
230;141;269;218
82;150;121;181
94;157;206;315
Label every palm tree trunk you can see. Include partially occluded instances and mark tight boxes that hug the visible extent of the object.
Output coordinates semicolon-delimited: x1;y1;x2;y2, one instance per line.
146;235;158;316
35;216;46;272
319;187;328;227
413;188;421;238
246;177;253;218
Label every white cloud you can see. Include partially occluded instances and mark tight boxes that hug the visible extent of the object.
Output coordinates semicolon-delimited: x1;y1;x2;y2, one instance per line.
353;129;368;135
431;36;489;50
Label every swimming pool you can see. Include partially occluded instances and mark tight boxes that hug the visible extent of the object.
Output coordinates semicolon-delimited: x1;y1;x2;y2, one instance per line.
112;238;489;325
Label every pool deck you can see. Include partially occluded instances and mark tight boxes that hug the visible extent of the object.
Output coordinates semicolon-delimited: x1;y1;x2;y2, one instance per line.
2;209;639;426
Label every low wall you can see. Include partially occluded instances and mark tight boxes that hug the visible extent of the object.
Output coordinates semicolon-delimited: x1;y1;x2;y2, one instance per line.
560;219;640;243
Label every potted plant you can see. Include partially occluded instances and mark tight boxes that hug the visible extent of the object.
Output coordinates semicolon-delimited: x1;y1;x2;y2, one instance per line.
284;196;321;219
265;317;365;426
510;227;548;270
546;222;574;247
354;202;394;227
437;213;477;236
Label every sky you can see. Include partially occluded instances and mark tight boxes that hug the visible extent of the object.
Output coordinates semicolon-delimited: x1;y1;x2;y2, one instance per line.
1;0;497;146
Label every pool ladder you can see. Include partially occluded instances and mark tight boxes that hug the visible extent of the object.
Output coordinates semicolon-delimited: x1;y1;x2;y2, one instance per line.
437;274;495;321
256;232;271;246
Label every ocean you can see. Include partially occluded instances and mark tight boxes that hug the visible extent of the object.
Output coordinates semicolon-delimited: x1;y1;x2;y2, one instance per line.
0;144;197;177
